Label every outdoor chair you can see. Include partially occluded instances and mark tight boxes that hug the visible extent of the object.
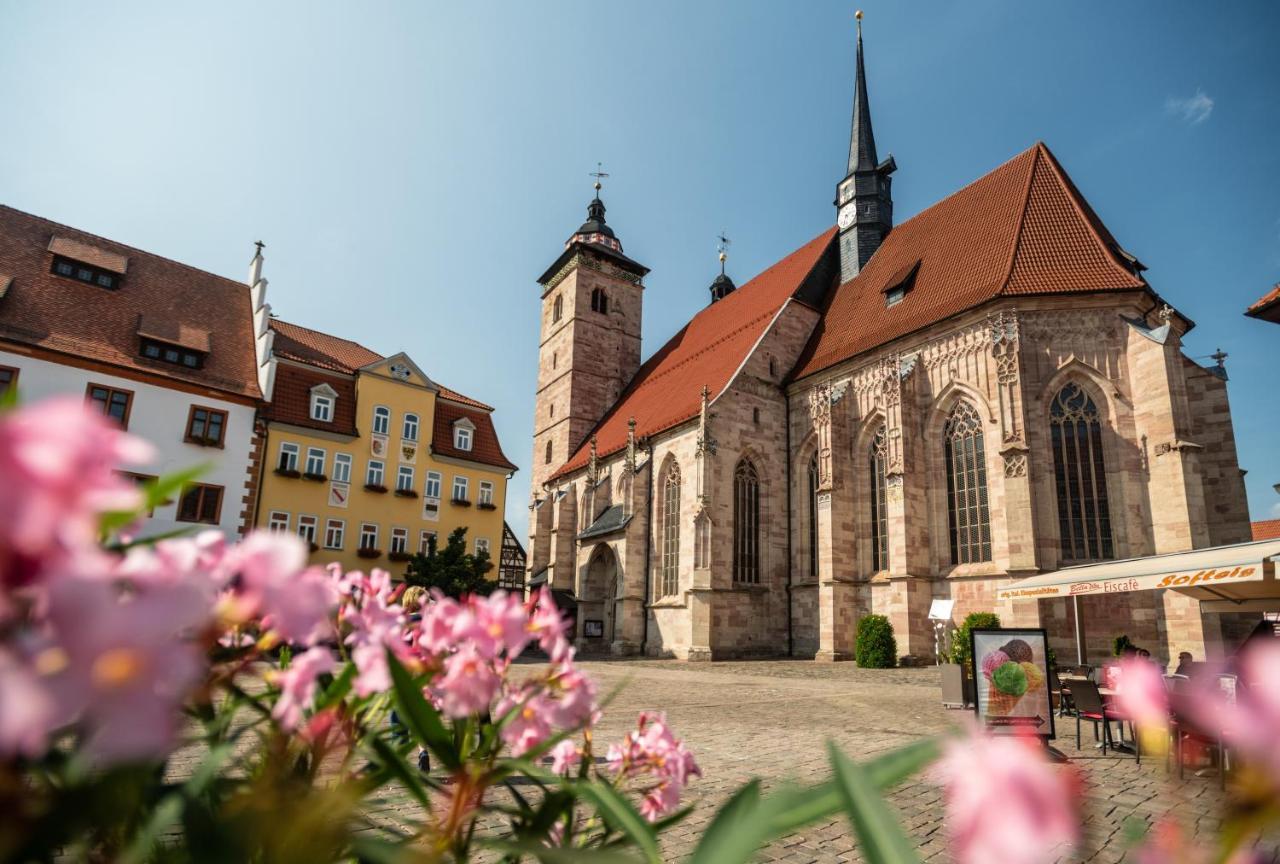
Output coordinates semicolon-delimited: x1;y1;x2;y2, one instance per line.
1070;679;1136;760
1048;666;1071;717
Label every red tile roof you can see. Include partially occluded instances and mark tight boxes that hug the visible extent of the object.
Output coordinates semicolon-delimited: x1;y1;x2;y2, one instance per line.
793;143;1146;379
550;227;835;480
432;399;517;472
271;319;381;373
1246;283;1280;323
264;362;360;436
1252;520;1280;542
0;204;262;399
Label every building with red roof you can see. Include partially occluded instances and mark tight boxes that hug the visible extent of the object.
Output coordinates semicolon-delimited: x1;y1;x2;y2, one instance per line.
527;20;1253;664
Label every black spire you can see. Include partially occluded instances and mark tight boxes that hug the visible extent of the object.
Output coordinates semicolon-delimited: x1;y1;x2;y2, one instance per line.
835;11;896;284
709;233;736;303
568;169;623;253
847;15;878;175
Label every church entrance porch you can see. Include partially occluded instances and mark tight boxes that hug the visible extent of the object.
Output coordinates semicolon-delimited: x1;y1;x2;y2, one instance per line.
577;544;625;655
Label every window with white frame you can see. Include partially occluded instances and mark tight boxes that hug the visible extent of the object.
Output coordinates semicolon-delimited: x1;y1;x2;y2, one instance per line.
359;523;379;550
475;537;490;556
309;386;336;422
324;519;345;549
268;511;290;532
452;476;469;502
425;471;442;500
478;480;494;506
419;530;436;555
454;423;473;451
332;453;352;484
297;515;318;546
372;406;390;436
366;460;384;487
397;465;415;492
277;442;299;472
403;413;419;441
390;527;408;555
305;447;326;476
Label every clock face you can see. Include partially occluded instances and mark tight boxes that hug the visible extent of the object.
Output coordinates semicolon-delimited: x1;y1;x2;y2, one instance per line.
837;203;857;230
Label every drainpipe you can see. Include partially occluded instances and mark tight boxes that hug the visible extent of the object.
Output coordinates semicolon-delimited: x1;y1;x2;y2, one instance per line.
785;391;794;657
640;443;654;655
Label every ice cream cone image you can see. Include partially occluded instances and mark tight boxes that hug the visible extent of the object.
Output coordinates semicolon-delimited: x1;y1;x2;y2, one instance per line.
987;688;1022;716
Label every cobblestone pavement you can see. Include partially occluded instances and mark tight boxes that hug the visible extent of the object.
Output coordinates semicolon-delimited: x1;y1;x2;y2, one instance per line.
362;659;1280;863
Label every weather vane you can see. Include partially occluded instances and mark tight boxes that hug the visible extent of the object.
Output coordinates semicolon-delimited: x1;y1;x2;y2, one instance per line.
589;162;609;196
717;232;731;274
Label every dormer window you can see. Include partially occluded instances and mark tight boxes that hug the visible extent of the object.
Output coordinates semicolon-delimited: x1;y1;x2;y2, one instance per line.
453;418;475;452
309;383;338;422
53;256;121;289
140;338;204;369
882;259;921;309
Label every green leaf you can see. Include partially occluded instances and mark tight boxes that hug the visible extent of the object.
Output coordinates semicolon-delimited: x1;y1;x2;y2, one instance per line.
316;661;356;711
572;779;661;864
686;780;762;864
99;464;209;534
367;734;432;810
118;743;235;864
827;742;921;864
350;834;432;864
385;649;459;770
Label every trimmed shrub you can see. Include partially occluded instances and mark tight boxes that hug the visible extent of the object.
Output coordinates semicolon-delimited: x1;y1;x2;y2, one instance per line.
949;611;1001;672
1112;634;1134;657
855;614;897;668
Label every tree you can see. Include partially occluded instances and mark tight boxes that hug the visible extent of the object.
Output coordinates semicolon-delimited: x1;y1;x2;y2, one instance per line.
404;527;494;598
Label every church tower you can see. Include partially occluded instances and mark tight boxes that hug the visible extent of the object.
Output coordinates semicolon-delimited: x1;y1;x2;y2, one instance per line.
835;11;896;284
532;179;648;494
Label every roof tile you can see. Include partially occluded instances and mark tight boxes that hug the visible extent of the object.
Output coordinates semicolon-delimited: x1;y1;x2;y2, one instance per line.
1252;519;1280;542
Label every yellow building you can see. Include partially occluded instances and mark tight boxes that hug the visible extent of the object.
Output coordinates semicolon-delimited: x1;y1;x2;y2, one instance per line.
254;320;517;576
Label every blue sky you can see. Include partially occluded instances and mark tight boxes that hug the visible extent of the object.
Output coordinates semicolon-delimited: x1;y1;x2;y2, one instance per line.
2;1;1278;538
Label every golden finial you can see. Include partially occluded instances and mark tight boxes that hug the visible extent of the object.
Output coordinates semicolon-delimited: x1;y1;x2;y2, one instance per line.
855;9;863;37
855;9;863;19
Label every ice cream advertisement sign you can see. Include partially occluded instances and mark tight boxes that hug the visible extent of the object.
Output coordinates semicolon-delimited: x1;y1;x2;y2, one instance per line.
995;563;1264;601
971;628;1055;739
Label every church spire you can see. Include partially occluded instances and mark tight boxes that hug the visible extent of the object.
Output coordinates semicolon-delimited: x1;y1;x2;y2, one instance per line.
709;232;736;303
835;10;896;284
569;164;623;253
848;11;878;175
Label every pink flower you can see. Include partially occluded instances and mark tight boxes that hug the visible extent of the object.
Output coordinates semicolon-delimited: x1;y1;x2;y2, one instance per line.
528;587;571;662
606;712;700;821
933;726;1078;864
343;574;408;697
1113;657;1169;729
419;593;462;656
543;662;598;729
549;739;581;775
1183;641;1280;783
498;693;552;755
42;575;207;763
221;532;335;645
0;648;58;757
434;643;500;718
0;397;153;592
271;647;336;731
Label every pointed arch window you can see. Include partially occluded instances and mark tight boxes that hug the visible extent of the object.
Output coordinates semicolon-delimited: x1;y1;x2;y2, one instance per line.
591;287;608;315
1050;383;1114;562
552;294;563;323
807;453;819;579
733;459;761;584
658;462;681;597
944;401;991;564
869;426;889;572
544;440;553;465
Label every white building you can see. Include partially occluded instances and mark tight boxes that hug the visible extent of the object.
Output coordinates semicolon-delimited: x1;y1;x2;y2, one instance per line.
0;204;276;537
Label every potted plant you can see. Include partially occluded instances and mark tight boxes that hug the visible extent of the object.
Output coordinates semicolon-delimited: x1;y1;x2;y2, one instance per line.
364;483;387;494
273;467;302;479
357;547;382;560
388;550;413;563
477;502;497;511
302;472;327;482
940;611;1000;708
452;497;472;507
394;488;419;498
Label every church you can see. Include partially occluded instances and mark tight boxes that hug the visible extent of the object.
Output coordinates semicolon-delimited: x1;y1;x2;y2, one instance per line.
524;20;1252;666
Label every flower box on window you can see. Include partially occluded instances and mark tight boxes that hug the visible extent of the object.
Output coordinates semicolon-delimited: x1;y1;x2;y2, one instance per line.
394;488;419;499
274;468;302;479
363;483;387;494
356;547;382;560
451;498;472;507
477;502;497;511
387;550;413;563
309;542;320;553
302;472;328;483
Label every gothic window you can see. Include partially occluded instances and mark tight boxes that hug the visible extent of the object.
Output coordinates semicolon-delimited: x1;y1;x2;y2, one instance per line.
591;287;608;314
944;401;992;564
544;440;553;464
807;453;819;578
869;426;889;572
1050;383;1114;562
694;511;710;569
733;459;761;584
552;294;563;323
658;461;681;597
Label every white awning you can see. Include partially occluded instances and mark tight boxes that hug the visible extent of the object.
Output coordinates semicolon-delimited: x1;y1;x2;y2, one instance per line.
997;538;1280;607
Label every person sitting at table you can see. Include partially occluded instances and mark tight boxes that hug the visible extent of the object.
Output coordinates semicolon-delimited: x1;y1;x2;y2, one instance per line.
1174;651;1194;677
